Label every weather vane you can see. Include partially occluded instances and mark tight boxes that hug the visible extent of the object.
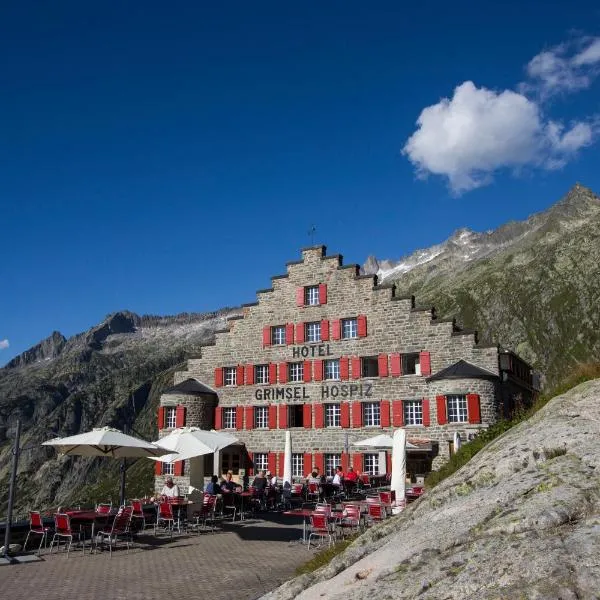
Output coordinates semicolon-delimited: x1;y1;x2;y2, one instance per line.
308;224;317;245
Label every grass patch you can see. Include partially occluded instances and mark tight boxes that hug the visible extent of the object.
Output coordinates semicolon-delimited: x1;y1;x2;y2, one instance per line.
426;363;600;490
295;535;359;575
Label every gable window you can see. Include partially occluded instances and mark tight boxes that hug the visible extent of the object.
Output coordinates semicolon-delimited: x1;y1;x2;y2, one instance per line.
363;453;379;475
305;322;321;343
325;403;341;427
402;353;421;375
361;356;379;378
288;405;305;427
255;364;269;385
324;359;340;380
254;406;269;429
403;400;423;426
342;318;358;339
165;407;177;429
288;362;304;383
363;402;381;427
305;285;320;306
447;395;468;423
325;453;341;477
223;407;237;429
224;367;237;386
292;453;304;478
253;452;268;472
271;325;286;345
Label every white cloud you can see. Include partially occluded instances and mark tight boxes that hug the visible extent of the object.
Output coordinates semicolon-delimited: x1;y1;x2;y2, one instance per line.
403;36;599;195
0;339;9;350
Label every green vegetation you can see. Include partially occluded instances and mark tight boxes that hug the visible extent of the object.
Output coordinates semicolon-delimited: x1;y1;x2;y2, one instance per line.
295;535;359;575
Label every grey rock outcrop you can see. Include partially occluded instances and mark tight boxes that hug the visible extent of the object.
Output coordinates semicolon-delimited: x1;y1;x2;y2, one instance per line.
263;378;600;599
4;331;67;369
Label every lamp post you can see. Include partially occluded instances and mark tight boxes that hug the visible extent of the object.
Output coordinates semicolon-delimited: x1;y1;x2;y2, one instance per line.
2;419;21;561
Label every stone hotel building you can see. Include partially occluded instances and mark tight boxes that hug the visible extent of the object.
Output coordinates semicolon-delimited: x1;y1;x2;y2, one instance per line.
155;246;536;491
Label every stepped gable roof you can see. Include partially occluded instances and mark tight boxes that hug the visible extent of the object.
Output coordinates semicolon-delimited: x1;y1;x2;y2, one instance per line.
163;378;216;395
427;359;498;382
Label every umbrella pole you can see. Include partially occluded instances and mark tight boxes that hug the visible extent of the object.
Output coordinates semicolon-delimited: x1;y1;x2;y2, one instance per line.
2;419;21;560
119;459;126;507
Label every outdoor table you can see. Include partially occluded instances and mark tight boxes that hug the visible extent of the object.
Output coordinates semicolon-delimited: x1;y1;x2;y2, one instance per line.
235;491;255;520
66;509;116;553
283;508;342;544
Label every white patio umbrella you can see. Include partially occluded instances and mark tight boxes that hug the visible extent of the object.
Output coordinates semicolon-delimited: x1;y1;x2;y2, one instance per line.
353;433;419;450
283;430;292;486
149;427;239;463
390;429;407;515
453;431;462;453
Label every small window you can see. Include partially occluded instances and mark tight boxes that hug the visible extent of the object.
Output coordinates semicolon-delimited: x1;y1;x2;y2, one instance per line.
305;321;321;343
254;406;269;429
324;453;341;477
305;285;320;306
292;453;304;478
271;325;286;345
255;364;269;385
403;400;423;426
288;405;304;427
447;395;468;423
223;407;237;429
221;452;241;475
253;452;268;472
402;353;421;375
342;318;357;339
361;356;379;378
165;407;177;428
363;402;381;427
325;403;341;427
363;453;379;475
324;359;340;380
224;366;237;386
162;462;175;476
288;362;304;382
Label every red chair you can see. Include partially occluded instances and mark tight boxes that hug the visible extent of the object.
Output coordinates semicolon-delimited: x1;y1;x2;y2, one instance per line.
155;501;176;537
379;491;393;515
23;511;52;555
95;502;112;515
307;482;320;503
366;502;385;527
130;499;150;532
190;494;217;534
308;512;335;550
360;474;372;489
49;513;84;557
338;505;361;538
97;506;133;556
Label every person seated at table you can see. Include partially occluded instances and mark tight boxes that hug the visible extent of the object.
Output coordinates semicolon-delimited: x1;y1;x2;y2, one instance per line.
221;470;237;492
332;466;344;487
161;476;180;499
307;470;320;485
252;470;268;509
268;471;278;487
205;475;222;496
345;466;358;483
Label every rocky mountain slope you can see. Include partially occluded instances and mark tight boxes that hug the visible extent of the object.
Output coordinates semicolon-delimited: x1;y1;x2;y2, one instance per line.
0;308;240;514
264;377;600;600
364;183;600;386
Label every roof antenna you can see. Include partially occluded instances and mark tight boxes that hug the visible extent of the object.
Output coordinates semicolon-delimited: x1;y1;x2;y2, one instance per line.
308;224;317;246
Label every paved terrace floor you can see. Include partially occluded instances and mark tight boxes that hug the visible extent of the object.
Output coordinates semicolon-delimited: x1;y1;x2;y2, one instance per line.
1;515;312;600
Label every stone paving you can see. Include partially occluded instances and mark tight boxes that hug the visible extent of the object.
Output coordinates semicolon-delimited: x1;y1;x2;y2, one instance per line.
1;515;312;600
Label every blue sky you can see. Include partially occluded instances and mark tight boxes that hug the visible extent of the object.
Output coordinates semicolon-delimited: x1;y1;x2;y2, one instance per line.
1;1;599;364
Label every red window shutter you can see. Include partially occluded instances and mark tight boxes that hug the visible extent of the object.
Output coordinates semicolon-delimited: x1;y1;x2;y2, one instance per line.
332;319;341;340
321;319;330;341
236;365;245;385
245;364;254;385
467;394;481;424
390;353;401;377
319;284;327;305
268;452;276;475
340;356;350;381
340;402;350;428
386;453;392;474
420;351;431;376
278;452;284;477
352;453;362;474
303;452;312;477
314;403;324;428
423;398;431;427
286;323;295;345
436;396;447;425
296;287;305;307
263;326;271;347
214;367;223;387
268;405;277;429
352;402;362;428
295;323;305;344
303;404;312;428
176;405;186;427
278;404;288;428
351;356;361;380
279;362;288;384
314;359;324;381
392;400;404;427
380;400;391;427
158;406;165;430
341;452;348;473
155;461;162;476
215;407;223;429
236;406;244;430
303;360;312;383
245;406;254;430
378;354;389;377
314;453;324;474
269;363;277;384
246;451;253;477
174;460;184;477
357;315;367;337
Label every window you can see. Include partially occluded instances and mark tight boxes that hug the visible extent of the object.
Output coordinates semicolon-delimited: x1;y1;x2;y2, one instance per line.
288;362;304;382
363;402;381;427
271;325;286;345
325;403;341;427
403;400;423;426
325;453;341;477
305;321;321;343
288;405;304;427
361;356;379;378
447;394;468;423
254;406;269;429
255;364;269;384
342;318;358;339
221;452;240;475
254;452;268;473
162;462;174;476
224;366;237;386
165;407;177;428
305;285;320;306
363;453;379;475
292;453;304;478
402;353;421;375
324;359;340;380
223;407;237;429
